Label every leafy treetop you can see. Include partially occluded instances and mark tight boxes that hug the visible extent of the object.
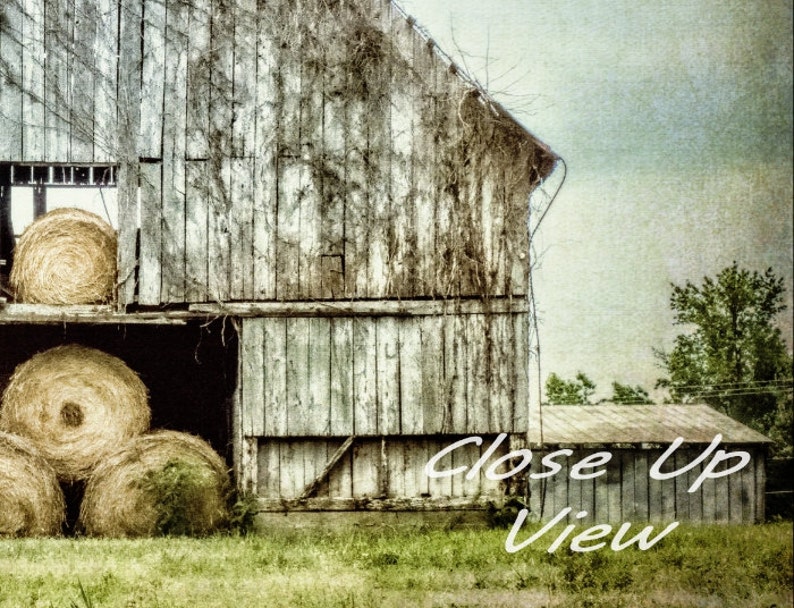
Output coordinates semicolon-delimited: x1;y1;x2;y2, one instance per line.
655;262;792;451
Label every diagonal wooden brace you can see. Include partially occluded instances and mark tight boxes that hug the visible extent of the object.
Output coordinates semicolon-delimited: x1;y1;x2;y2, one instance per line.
299;435;356;500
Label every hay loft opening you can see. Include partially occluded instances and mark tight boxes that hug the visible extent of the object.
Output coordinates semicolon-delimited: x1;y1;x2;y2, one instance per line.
0;319;237;533
0;163;118;293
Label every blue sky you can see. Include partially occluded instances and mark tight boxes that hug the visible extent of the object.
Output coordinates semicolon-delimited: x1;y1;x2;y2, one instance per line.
396;0;793;400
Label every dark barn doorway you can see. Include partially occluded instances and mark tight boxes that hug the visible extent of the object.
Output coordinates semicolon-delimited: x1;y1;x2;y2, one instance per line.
0;318;238;533
0;319;238;461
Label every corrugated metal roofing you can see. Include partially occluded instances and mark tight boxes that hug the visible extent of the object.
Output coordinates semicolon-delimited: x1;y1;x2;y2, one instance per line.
535;404;772;445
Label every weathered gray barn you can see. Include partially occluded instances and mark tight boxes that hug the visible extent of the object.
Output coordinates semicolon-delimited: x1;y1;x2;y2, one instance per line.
1;0;770;526
0;0;559;519
527;405;771;524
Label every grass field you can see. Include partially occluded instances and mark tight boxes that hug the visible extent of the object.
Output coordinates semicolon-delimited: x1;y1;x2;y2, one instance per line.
1;522;791;608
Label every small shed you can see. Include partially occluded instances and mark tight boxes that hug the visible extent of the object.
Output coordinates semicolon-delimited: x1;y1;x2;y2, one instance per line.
526;404;772;524
0;0;558;522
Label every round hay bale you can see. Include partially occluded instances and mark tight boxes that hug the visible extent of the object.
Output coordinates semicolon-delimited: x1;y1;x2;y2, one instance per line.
79;430;230;537
0;344;151;482
10;207;117;304
0;431;65;537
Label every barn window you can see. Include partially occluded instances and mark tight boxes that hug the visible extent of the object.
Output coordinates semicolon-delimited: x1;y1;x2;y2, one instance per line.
0;162;117;289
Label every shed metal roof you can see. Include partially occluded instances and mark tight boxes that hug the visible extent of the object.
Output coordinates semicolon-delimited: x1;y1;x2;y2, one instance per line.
535;404;772;445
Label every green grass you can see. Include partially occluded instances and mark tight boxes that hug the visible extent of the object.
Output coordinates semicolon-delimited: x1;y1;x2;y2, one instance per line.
0;522;791;608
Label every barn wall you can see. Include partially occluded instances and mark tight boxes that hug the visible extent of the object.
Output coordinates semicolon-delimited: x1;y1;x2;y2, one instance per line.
0;0;117;163
527;447;767;525
238;311;529;438
0;0;555;306
244;438;767;522
236;308;529;510
248;434;523;510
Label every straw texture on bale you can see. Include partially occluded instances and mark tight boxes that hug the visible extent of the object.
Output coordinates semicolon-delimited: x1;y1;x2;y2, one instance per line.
9;207;117;304
0;344;150;481
79;430;230;537
0;431;65;537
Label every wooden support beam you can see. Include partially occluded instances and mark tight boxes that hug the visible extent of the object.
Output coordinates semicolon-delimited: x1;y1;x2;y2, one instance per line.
257;495;496;512
0;298;530;326
379;436;389;498
0;304;191;325
240;436;259;496
32;183;46;218
189;298;528;318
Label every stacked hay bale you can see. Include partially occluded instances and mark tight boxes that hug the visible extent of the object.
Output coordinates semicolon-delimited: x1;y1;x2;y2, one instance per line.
0;431;65;537
79;430;231;537
9;208;118;305
1;344;151;481
2;207;231;536
0;344;231;537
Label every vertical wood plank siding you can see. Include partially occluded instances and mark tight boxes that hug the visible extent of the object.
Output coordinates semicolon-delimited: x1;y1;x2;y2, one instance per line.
43;0;69;161
138;0;165;159
116;0;143;305
0;1;24;160
21;0;45;160
256;436;509;502
252;439;765;523
0;0;554;306
0;0;113;161
159;0;189;302
526;447;766;525
240;313;529;437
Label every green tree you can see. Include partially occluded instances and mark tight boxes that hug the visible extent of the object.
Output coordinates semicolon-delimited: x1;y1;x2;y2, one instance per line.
544;372;596;405
608;382;653;405
655;262;793;442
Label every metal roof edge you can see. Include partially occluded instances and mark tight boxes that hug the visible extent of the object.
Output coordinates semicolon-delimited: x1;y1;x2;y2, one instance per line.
537;403;774;445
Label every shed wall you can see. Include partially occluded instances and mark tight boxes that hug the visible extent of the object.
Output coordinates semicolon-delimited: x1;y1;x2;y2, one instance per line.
527;447;766;525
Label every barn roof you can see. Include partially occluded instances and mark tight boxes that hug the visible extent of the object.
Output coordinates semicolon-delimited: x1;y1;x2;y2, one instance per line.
536;404;772;446
389;0;558;175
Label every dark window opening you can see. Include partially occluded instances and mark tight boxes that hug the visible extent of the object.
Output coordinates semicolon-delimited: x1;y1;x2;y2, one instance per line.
0;319;236;457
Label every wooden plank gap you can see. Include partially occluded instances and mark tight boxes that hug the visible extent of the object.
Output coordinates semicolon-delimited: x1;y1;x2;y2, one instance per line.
379;436;389;497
